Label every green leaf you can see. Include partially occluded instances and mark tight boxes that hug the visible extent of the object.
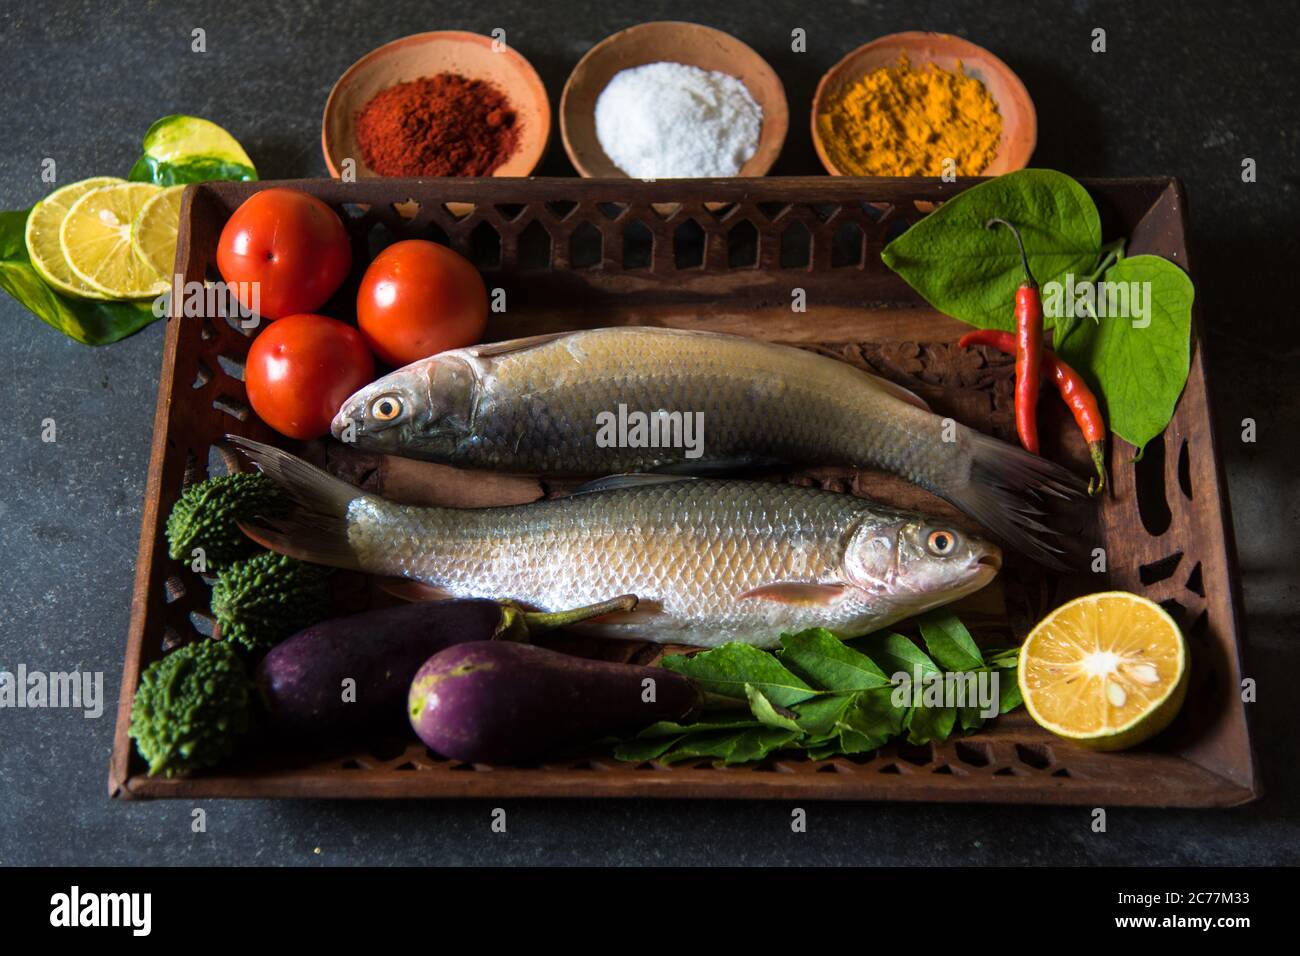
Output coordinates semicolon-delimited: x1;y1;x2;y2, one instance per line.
128;153;257;186
916;609;985;671
881;169;1103;331
804;742;841;762
1056;255;1194;455
958;706;987;733
984;646;1021;669
776;627;890;691
837;688;907;750
905;704;958;744
851;632;941;679
745;684;803;731
612;735;684;762
997;668;1024;714
791;693;857;736
127;114;258;187
657;728;800;765
0;209;161;346
660;643;817;708
631;718;762;739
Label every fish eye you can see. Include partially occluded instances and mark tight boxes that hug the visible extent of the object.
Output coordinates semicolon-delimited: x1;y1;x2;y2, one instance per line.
370;395;402;422
927;530;957;556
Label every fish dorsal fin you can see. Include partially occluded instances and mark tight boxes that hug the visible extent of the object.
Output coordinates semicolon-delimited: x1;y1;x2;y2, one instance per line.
858;370;930;412
466;331;574;358
736;582;850;606
568;473;698;496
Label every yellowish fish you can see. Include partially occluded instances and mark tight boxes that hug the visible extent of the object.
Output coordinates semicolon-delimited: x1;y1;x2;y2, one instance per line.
233;439;1001;649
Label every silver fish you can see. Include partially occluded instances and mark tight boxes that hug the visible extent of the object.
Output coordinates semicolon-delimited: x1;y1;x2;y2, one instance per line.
232;438;1002;649
333;327;1084;567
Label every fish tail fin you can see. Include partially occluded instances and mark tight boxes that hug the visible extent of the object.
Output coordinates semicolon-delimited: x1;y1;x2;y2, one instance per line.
943;430;1089;571
226;435;368;571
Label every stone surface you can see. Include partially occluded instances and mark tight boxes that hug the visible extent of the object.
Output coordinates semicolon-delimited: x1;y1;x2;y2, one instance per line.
0;0;1297;866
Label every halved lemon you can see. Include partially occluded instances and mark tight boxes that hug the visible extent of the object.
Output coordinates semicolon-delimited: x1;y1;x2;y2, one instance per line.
1018;591;1188;751
60;182;166;298
23;176;125;298
130;185;185;278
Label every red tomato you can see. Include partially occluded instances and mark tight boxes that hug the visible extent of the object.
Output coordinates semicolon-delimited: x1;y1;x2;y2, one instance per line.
244;314;374;440
217;188;352;320
356;239;487;366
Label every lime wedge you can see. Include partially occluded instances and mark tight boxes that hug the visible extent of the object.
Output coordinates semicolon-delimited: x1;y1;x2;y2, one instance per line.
60;183;167;299
131;115;256;183
130;185;185;278
24;176;125;298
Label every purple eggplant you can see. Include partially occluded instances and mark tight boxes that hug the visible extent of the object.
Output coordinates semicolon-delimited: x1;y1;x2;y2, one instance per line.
408;641;702;763
256;595;635;736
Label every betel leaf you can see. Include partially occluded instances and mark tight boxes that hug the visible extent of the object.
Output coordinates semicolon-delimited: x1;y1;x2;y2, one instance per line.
1056;254;1194;455
0;209;161;346
128;154;258;187
916;609;984;672
776;628;890;691
881;169;1102;331
660;643;817;708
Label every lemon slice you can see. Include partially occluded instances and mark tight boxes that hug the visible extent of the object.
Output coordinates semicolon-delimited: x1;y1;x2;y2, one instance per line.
130;185;185;278
1018;591;1188;751
23;176;125;298
60;182;166;298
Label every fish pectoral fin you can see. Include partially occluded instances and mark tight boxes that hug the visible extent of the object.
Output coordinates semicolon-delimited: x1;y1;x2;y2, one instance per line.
858;370;931;412
735;582;851;606
374;576;459;602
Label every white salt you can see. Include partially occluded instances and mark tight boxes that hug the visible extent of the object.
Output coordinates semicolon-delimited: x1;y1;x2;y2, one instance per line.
594;61;763;178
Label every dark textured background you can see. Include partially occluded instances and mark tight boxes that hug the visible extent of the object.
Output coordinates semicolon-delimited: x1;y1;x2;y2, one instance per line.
1;0;1297;866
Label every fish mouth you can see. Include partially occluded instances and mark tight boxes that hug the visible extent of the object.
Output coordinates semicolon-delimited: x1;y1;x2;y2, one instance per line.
329;409;353;441
977;553;1003;572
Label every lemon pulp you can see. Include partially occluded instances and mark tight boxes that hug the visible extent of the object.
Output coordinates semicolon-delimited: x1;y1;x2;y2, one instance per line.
23;176;125;298
1018;591;1188;751
60;182;166;298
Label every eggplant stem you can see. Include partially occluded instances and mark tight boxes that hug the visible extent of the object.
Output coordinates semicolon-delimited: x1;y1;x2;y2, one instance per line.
520;594;639;630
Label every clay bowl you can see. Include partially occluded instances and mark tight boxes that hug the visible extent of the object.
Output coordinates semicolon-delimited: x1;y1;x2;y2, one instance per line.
812;32;1036;177
322;31;551;180
560;21;788;179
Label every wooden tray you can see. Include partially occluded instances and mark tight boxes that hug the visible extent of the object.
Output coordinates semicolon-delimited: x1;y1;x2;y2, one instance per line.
109;176;1257;805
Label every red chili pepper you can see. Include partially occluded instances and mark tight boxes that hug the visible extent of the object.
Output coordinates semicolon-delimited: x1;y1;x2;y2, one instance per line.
958;329;1107;495
986;218;1042;456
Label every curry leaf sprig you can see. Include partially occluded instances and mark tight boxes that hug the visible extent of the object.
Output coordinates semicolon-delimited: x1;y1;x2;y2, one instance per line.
613;610;1021;766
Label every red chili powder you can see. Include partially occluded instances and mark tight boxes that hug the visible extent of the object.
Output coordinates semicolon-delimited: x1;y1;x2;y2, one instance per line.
355;73;520;177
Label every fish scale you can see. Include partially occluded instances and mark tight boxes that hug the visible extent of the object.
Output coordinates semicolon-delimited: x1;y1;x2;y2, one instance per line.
334;327;1089;568
340;478;976;648
233;438;1001;648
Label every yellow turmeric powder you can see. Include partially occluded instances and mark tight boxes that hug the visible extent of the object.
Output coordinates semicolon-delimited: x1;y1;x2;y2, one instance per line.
818;57;1002;177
